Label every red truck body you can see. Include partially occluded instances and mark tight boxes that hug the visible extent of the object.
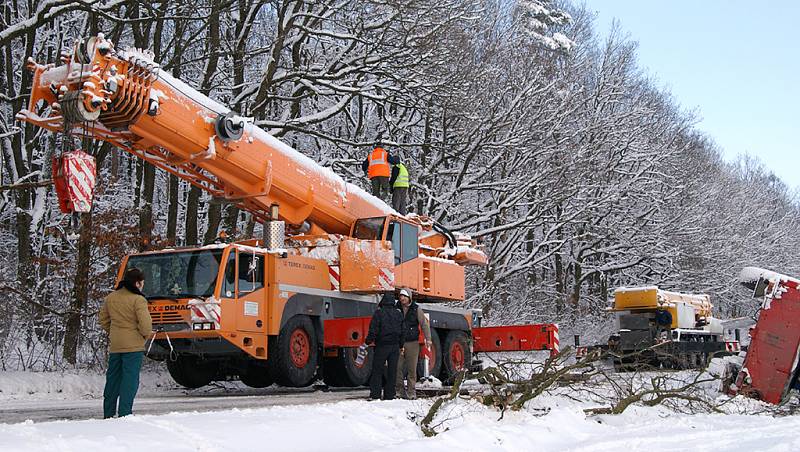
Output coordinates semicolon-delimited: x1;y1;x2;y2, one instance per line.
733;268;800;404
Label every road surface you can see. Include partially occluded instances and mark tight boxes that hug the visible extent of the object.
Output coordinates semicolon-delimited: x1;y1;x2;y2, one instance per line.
0;386;369;424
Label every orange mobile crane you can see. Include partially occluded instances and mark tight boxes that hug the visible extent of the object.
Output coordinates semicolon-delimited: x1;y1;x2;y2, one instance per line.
18;35;559;388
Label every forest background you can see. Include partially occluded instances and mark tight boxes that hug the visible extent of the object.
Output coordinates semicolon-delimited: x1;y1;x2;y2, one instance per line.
1;0;797;369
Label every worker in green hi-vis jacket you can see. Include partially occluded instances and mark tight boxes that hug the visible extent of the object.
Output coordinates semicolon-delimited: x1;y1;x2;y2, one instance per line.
388;154;410;215
99;268;153;418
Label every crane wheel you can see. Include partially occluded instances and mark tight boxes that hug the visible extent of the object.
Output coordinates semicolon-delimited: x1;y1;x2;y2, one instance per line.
239;361;274;388
166;356;216;389
442;330;471;383
270;315;318;387
323;346;373;387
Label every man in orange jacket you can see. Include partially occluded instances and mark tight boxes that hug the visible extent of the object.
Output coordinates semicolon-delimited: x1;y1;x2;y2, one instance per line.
362;142;391;201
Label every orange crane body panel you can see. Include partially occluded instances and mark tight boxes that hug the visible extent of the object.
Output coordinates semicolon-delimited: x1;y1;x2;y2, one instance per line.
132;71;393;232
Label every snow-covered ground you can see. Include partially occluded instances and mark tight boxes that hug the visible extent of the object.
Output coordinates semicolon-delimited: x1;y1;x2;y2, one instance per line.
0;368;368;423
1;394;799;452
1;365;799;451
0;369;175;401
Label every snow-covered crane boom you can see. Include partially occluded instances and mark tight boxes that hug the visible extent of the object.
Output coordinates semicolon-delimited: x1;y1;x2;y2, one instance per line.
18;34;394;233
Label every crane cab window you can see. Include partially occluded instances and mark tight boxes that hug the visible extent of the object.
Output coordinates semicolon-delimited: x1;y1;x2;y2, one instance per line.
353;217;386;240
221;250;265;298
222;252;236;298
125;249;223;300
387;221;419;265
238;252;264;295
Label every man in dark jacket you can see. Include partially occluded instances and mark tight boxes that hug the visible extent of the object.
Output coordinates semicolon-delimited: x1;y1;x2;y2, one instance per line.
365;293;405;400
99;268;152;418
395;288;431;399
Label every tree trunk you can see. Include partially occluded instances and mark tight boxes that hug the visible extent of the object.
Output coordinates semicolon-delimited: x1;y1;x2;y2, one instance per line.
554;249;564;315
572;260;582;313
185;186;201;246
63;211;92;364
166;175;178;243
138;161;155;250
203;202;222;245
223;205;240;237
8;27;36;292
245;214;256;238
110;149;119;183
133;158;142;208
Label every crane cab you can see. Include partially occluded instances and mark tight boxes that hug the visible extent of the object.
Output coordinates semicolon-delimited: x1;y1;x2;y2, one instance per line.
350;215;465;301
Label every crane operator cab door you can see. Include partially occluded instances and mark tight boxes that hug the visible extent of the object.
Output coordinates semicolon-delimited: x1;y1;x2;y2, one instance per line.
220;248;267;333
350;216;419;291
387;219;420;290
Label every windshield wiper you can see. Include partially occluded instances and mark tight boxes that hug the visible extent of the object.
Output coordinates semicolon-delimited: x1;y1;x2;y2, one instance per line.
146;295;182;301
146;293;213;301
173;293;211;299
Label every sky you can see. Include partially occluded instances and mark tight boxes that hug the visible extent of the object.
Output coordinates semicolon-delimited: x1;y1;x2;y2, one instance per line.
588;0;800;190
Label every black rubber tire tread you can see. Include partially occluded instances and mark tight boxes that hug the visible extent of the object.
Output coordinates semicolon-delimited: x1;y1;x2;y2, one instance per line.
239;362;274;388
322;357;347;387
323;347;373;387
269;315;318;387
166;356;216;389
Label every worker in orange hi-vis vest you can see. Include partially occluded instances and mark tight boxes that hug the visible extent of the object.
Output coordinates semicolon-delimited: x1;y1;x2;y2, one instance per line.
362;142;392;201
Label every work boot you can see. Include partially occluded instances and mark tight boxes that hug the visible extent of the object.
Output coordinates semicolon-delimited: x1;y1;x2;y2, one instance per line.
407;389;416;400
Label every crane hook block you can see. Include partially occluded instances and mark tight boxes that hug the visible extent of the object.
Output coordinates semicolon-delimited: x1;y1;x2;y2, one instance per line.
52;150;97;214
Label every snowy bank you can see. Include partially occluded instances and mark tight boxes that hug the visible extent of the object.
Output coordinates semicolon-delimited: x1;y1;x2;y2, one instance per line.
1;395;800;451
0;370;176;401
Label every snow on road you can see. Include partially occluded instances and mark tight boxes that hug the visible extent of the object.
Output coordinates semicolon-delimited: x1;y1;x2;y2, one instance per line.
0;390;369;423
0;369;367;423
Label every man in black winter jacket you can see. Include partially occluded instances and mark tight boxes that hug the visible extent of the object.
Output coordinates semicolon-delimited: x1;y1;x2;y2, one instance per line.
365;293;405;400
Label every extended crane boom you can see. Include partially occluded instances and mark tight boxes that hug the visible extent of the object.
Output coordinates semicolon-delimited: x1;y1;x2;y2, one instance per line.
19;34;391;234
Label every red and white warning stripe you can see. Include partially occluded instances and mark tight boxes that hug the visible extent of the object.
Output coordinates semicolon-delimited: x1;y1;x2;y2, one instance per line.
725;341;741;352
552;324;560;354
378;267;394;290
329;265;340;291
189;297;221;329
65;151;96;213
